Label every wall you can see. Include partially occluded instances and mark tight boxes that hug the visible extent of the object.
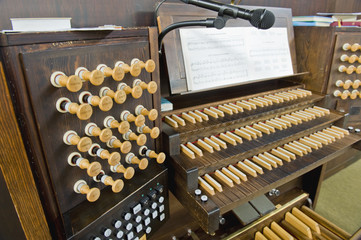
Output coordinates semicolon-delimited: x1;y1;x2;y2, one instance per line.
0;0;359;30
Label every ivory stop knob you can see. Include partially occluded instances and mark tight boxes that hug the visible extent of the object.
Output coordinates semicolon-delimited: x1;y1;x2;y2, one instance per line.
85;122;113;143
118;83;143;99
351;43;360;52
135;105;158;121
118;121;130;134
111;164;135;180
107;137;132;154
351;90;359;99
126;153;148;170
353;80;361;88
133;79;158;94
101;150;121;166
103;116;130;134
74;180;100;202
79;91;113;112
121;110;145;127
124;131;147;146
63;130;92;152
99;87;127;104
148;126;160;139
346;66;355;74
68;152;102;177
141;81;157;94
82;161;101;177
76;67;104;86
97;64;125;81
129;86;143;99
56;97;93;120
138;125;160;139
113;90;127;104
50;71;83;92
150;151;166;164
70;103;93;120
103;176;124;193
96;96;113;111
97;128;112;143
115;61;141;77
132;58;156;73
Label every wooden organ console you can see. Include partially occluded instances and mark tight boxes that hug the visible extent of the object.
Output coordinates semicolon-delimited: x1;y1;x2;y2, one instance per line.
154;2;361;239
0;28;169;239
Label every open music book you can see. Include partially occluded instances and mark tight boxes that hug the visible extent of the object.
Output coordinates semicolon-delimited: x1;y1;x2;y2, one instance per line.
179;27;293;92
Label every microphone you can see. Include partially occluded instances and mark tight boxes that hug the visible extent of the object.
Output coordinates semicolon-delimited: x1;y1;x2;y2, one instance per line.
179;0;275;29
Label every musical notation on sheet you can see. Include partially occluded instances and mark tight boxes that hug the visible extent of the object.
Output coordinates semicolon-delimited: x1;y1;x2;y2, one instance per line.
179;27;293;91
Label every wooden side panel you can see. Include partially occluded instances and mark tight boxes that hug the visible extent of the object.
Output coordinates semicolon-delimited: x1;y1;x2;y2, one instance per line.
0;61;51;239
294;27;336;94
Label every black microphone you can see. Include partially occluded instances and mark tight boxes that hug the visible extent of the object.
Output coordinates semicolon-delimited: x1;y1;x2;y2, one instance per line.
179;0;275;29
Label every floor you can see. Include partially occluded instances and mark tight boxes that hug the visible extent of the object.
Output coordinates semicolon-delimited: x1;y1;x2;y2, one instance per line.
315;157;361;234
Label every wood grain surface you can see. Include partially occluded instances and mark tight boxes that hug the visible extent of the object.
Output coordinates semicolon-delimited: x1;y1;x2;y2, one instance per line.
0;61;51;239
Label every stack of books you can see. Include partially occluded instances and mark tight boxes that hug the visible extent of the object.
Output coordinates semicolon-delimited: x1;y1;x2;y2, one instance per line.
292;16;333;27
317;12;361;27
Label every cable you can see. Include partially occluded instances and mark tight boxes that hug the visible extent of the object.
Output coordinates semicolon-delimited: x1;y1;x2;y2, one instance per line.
154;0;168;26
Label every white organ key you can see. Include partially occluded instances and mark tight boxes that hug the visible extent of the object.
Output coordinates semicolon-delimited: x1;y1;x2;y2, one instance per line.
219;133;237;146
226;131;243;144
197;139;214;153
195;110;209;121
203;108;218;118
236;100;252;110
186;142;203;156
181;144;195;159
210;136;227;149
181;112;196;123
263;152;284;166
237;161;257;177
215;170;234;187
204;137;221;151
171;114;186;126
228;165;248;181
253;123;271;134
234;128;252;140
218;105;233;115
245;126;262;137
257;154;277;168
198;177;215;195
188;111;203;122
276;147;296;160
210;107;224;117
224;104;238;114
221;167;241;184
243;159;264;174
204;174;223;192
252;156;272;170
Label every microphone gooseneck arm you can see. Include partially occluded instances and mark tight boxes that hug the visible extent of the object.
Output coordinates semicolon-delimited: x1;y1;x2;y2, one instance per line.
158;16;232;53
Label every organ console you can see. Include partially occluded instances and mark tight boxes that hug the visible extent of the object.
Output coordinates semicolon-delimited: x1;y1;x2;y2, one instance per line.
1;4;361;240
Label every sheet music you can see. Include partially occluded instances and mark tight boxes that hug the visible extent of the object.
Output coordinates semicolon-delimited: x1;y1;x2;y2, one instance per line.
179;27;293;91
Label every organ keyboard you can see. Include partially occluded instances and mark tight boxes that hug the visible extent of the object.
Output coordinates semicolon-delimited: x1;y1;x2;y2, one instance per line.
161;83;361;234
